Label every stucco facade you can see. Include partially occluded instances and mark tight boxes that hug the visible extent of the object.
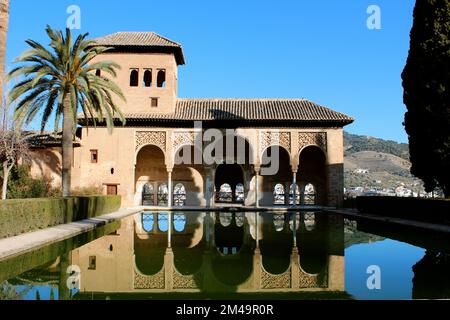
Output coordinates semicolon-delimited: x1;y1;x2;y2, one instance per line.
29;32;353;209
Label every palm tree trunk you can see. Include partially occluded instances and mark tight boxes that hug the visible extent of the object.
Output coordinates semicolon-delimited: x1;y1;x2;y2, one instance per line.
62;94;73;197
2;161;11;200
0;0;10;104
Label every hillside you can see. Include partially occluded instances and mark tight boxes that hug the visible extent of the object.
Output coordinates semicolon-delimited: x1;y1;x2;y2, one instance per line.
343;132;426;194
344;132;410;160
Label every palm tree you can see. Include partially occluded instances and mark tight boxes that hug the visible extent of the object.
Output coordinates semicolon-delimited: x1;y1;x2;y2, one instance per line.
8;26;126;197
0;0;10;104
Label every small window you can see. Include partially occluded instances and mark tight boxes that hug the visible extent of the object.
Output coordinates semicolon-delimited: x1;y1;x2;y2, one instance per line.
106;185;118;195
157;69;166;88
90;150;98;163
95;70;101;77
143;69;152;87
88;256;96;270
151;98;158;108
130;69;139;87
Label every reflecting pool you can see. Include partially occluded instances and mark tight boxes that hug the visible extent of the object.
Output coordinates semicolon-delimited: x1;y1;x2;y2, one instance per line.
0;211;449;300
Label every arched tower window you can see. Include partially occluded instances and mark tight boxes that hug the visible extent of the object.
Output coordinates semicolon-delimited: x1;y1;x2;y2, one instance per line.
157;183;168;206
173;183;187;207
235;183;244;203
95;69;101;77
143;69;152;87
142;183;154;205
273;183;285;205
303;183;316;205
289;184;300;205
130;69;139;87
218;183;233;203
157;69;166;88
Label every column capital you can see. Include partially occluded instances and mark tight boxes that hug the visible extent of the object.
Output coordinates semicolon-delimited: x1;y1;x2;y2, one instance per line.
166;166;173;173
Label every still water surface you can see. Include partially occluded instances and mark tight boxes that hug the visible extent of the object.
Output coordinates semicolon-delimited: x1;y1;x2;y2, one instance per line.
0;211;449;300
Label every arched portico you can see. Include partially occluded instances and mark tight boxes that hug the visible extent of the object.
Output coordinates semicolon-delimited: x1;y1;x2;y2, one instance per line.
296;145;327;205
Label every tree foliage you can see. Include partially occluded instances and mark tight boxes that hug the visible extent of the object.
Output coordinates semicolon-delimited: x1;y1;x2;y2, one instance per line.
401;0;450;197
7;26;126;197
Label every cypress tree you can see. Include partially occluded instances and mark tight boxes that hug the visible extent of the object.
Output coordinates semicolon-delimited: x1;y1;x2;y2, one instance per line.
401;0;450;197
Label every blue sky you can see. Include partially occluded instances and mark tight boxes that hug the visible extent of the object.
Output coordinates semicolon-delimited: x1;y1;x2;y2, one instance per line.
6;0;415;143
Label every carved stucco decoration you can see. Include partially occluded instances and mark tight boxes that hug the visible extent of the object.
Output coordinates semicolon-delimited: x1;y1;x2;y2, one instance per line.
135;131;166;152
173;270;202;289
298;268;328;288
260;132;291;153
172;131;196;153
298;132;327;153
261;268;292;289
134;268;165;289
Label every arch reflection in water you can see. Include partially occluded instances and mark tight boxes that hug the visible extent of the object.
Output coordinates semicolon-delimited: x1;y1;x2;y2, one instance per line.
71;211;345;296
303;212;316;232
142;212;154;232
173;213;186;232
216;213;244;255
273;214;286;232
158;212;169;232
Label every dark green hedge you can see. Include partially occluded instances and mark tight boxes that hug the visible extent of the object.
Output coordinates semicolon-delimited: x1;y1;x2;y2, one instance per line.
0;196;121;239
356;196;450;225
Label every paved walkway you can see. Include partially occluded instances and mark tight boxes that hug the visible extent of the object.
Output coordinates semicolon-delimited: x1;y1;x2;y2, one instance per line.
328;208;450;234
0;207;143;262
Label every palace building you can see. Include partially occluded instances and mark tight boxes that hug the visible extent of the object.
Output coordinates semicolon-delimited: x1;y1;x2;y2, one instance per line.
29;32;354;208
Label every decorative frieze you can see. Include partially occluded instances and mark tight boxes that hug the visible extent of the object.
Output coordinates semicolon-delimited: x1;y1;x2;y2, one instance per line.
298;268;328;288
260;132;291;153
298;132;327;152
261;267;291;289
172;131;196;153
134;268;165;289
173;269;201;289
135;131;166;152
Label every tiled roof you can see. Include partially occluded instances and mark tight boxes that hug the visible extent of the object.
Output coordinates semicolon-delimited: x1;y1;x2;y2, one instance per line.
115;99;353;126
25;131;81;148
91;32;185;65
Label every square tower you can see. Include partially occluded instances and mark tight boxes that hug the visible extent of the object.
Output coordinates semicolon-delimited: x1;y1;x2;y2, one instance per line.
90;32;185;114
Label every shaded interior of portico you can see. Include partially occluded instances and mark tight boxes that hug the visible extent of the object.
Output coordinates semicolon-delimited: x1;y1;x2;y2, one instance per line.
213;135;254;205
134;137;330;208
296;146;328;206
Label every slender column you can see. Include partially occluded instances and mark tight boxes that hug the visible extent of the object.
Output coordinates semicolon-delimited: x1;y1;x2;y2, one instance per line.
292;212;297;247
255;167;260;208
255;212;260;249
292;170;298;207
205;172;211;208
168;211;172;248
167;169;173;208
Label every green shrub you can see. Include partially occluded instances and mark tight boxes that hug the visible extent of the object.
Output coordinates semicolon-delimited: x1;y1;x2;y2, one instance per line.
1;165;60;199
0;195;121;238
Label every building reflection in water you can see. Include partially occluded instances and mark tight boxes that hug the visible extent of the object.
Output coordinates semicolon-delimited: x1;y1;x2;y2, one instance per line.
70;211;345;294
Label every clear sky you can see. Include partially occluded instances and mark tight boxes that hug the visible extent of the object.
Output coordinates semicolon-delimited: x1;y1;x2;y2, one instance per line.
5;0;416;143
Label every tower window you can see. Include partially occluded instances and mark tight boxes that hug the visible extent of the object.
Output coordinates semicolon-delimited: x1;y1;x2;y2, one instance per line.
90;150;98;163
157;69;166;88
151;98;158;108
95;70;101;77
143;69;152;87
130;69;139;87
